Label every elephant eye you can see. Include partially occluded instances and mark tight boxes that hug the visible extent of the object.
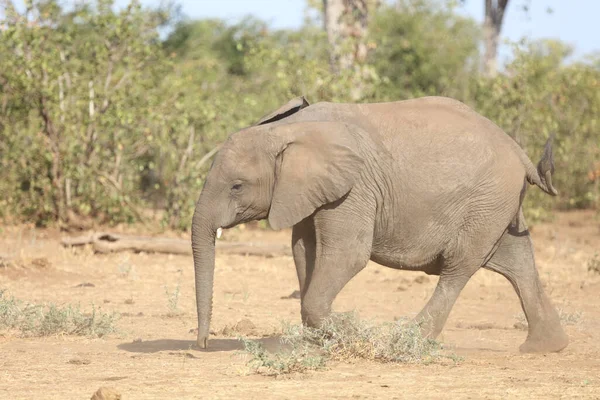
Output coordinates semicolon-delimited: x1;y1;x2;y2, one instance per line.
231;183;242;191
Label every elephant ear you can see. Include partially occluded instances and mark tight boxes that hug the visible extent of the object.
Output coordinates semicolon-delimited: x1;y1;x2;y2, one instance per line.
268;122;363;230
256;96;310;125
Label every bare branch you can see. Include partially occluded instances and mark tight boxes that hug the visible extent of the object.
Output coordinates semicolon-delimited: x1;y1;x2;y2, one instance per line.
194;144;221;171
104;59;113;93
176;125;195;179
99;69;131;114
88;80;95;118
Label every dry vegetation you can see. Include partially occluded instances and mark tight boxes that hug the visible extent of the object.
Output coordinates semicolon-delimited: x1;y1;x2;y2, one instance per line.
588;252;600;275
240;312;455;376
0;290;117;338
1;210;600;399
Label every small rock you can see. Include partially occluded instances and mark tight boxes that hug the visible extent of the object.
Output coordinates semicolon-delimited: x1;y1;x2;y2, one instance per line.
68;357;91;365
30;257;51;268
413;275;430;284
513;322;528;331
169;351;198;359
234;318;257;333
75;282;95;288
133;338;142;343
468;322;496;330
121;312;144;318
124;298;134;304
90;387;121;400
220;318;258;336
221;326;233;336
396;285;407;292
104;376;127;382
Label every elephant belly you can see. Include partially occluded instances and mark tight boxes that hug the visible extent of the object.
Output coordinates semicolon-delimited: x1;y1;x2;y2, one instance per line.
370;249;443;275
370;213;449;276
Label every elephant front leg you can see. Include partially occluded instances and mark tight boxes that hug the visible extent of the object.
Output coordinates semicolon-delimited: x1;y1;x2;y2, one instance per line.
300;216;374;328
301;247;372;327
292;218;316;298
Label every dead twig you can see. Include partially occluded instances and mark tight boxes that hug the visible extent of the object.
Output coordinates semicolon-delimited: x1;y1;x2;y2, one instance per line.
194;145;221;171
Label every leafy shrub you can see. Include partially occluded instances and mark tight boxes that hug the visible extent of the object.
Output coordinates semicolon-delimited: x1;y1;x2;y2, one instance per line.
1;0;598;229
469;40;600;220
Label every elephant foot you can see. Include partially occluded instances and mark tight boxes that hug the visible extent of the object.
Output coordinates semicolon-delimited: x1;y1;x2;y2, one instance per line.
412;313;441;340
196;334;209;350
519;329;569;353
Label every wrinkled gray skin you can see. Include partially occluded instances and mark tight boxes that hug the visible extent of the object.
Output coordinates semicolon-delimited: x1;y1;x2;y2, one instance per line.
191;95;569;353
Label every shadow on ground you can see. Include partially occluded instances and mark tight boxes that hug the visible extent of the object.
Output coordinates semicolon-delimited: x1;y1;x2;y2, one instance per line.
118;335;285;354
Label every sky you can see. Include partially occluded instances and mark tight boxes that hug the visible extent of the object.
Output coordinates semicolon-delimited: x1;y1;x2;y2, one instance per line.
8;0;600;63
126;0;600;64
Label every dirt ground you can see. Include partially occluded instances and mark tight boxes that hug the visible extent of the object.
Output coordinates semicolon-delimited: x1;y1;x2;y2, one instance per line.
1;210;600;399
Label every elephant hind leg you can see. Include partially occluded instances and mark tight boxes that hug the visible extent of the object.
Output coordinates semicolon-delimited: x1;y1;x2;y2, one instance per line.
414;212;517;340
414;260;478;340
484;211;568;353
292;217;316;299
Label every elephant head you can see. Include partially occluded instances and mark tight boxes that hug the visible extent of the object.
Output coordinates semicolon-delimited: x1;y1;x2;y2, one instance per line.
191;98;364;348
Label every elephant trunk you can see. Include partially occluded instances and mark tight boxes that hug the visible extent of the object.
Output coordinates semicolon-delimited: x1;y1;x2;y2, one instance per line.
191;204;217;349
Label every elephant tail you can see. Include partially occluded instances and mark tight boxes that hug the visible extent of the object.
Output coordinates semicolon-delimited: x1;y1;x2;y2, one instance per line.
513;134;558;196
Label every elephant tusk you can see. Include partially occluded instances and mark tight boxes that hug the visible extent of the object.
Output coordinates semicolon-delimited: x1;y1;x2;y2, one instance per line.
216;228;223;239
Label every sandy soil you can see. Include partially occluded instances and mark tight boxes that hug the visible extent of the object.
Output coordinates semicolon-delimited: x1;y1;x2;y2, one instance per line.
1;211;600;399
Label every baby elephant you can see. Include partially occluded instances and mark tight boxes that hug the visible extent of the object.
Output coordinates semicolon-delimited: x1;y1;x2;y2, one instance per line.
191;96;568;353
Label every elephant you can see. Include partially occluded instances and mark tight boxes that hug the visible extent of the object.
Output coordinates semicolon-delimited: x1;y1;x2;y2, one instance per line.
190;95;569;354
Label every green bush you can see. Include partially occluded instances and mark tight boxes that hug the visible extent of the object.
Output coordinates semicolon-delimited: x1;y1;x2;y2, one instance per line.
0;0;183;225
1;0;598;229
369;0;480;101
469;39;600;220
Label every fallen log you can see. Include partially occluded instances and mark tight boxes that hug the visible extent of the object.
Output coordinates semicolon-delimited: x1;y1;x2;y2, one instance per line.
60;232;291;258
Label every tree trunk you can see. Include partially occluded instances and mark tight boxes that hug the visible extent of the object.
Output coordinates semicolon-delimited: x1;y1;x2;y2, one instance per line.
483;0;510;78
324;0;346;74
39;94;66;223
323;0;373;99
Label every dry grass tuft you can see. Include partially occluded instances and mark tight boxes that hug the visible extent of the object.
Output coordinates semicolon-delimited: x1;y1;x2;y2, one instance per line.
0;289;117;338
588;252;600;275
164;271;183;317
241;311;458;376
514;307;583;328
557;308;584;325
